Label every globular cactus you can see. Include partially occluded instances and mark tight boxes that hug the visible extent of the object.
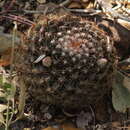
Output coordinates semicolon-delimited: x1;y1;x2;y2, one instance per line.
14;13;117;110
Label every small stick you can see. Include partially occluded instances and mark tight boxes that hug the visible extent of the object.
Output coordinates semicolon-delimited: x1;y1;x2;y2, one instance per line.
59;0;71;7
0;0;15;14
2;14;35;26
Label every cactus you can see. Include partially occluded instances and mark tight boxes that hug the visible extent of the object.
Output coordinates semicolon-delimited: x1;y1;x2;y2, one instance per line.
14;13;117;110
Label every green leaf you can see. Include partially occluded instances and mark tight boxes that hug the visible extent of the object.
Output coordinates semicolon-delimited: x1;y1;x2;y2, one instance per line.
112;71;130;112
4;83;12;90
3;83;16;100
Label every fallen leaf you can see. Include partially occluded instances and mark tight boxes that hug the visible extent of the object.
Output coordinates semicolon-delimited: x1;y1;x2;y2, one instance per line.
0;31;20;66
68;2;82;9
112;71;130;112
112;121;121;128
0;104;7;112
0;47;12;66
82;1;94;9
117;19;130;30
123;76;130;91
0;32;20;53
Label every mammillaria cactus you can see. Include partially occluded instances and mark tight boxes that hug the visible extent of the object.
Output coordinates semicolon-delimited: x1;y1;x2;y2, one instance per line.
14;13;117;110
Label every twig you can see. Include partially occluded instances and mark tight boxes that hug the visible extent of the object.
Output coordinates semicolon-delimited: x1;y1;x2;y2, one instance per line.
2;14;35;26
59;0;71;7
95;0;130;22
0;0;15;15
67;8;102;15
5;100;10;130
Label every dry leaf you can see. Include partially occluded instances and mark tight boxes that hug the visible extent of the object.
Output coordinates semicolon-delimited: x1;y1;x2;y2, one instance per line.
82;2;94;9
0;104;7;112
0;33;19;53
112;71;130;112
68;2;82;9
0;47;12;66
112;121;121;128
117;19;130;30
123;76;130;91
0;32;20;66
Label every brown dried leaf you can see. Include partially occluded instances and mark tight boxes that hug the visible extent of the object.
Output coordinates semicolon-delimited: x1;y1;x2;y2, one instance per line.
112;121;121;128
0;48;12;66
68;2;82;9
0;104;7;113
82;2;94;9
123;77;130;92
112;71;130;112
117;19;130;30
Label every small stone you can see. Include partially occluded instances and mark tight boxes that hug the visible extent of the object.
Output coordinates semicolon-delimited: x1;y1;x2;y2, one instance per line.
42;56;52;67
